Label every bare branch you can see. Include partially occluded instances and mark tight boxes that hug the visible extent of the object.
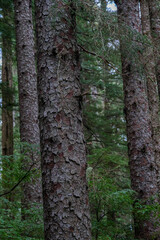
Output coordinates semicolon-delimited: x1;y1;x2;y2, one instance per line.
0;162;36;197
78;44;120;73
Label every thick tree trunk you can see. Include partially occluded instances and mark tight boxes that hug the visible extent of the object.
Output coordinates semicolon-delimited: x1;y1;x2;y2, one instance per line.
115;0;158;239
35;0;91;239
14;0;42;216
1;34;14;202
148;0;160;98
140;0;160;192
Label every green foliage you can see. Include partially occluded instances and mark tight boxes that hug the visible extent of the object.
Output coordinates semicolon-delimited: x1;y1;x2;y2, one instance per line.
87;148;134;239
0;143;44;240
0;199;44;240
0;0;15;47
76;2;134;239
1;1;160;240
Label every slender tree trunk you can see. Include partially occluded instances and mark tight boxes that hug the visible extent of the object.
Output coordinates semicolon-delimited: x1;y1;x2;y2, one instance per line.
140;0;160;192
35;0;91;239
115;0;158;239
2;43;13;158
1;32;14;202
148;0;160;98
14;0;42;217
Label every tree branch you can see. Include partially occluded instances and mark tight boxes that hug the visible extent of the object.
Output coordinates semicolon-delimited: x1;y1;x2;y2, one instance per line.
0;162;36;197
78;44;120;73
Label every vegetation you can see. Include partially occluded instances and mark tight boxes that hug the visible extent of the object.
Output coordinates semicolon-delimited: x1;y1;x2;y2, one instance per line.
0;0;160;239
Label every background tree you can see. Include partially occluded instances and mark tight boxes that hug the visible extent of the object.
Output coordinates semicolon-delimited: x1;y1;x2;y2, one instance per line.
148;0;160;98
77;1;133;239
115;0;159;238
140;0;160;192
14;0;42;219
1;0;14;203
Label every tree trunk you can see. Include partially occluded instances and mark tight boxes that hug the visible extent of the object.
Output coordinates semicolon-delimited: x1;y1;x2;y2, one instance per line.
2;43;13;158
140;0;160;192
35;0;92;239
115;0;158;239
1;28;14;202
14;0;42;217
148;0;160;98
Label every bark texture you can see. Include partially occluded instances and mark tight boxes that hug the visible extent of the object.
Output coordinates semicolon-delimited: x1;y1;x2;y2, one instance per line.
1;29;14;201
14;0;42;214
35;0;91;239
2;44;13;158
141;0;160;191
148;0;160;98
115;0;159;239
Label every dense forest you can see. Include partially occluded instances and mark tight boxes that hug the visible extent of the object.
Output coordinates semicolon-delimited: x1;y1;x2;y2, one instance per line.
0;0;160;239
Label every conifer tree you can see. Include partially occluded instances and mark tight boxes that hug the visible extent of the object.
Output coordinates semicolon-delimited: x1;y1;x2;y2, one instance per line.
1;3;14;202
13;0;42;218
115;0;158;238
148;0;160;98
35;0;91;239
140;0;160;191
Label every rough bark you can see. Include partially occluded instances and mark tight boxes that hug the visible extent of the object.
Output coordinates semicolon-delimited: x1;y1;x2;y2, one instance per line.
35;0;91;239
1;28;14;202
148;0;160;98
14;0;42;215
115;0;159;239
140;0;160;192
